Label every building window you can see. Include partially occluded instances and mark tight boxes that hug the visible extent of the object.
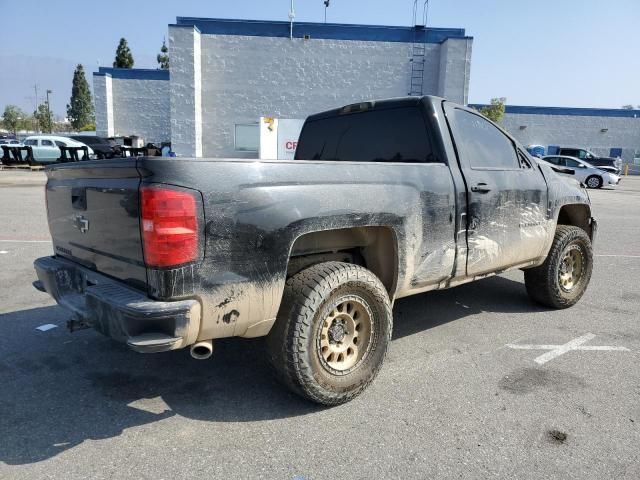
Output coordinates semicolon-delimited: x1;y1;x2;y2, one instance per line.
234;124;259;152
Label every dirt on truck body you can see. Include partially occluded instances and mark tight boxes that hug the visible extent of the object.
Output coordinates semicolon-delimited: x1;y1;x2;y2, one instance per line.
33;96;596;404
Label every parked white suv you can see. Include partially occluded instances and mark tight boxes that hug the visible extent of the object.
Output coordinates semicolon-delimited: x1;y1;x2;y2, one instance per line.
542;155;620;188
22;135;94;163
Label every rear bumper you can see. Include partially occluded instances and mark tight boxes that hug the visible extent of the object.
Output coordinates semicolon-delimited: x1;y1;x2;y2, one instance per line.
33;256;201;353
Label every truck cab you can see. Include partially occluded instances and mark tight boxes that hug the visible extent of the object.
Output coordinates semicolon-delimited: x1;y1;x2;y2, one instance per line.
33;96;597;405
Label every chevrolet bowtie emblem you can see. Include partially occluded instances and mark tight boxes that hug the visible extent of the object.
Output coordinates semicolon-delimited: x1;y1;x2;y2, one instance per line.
73;214;90;233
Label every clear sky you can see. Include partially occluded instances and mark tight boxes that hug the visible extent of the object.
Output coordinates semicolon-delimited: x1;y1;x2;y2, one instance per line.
1;0;638;116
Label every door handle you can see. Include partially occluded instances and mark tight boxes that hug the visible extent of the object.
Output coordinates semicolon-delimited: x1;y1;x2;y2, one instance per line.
471;183;491;193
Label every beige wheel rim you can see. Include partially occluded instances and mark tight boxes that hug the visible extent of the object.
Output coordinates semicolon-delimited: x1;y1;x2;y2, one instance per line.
558;245;584;292
318;296;373;373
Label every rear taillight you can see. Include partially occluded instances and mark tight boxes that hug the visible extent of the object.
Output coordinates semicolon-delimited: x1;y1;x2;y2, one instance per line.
140;185;200;268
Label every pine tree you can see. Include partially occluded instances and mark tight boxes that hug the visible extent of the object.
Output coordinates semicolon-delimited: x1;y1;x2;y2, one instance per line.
157;39;169;70
113;38;134;68
66;65;94;130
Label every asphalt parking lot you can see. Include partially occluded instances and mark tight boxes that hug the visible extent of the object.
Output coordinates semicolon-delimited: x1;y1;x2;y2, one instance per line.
1;170;639;479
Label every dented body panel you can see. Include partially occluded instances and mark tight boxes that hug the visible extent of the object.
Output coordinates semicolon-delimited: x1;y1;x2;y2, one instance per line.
33;96;594;352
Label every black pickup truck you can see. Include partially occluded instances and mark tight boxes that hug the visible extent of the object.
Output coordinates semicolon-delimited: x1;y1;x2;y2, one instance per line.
33;96;596;405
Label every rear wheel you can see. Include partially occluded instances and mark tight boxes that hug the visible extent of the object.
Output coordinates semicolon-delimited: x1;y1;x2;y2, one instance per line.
585;175;603;189
266;262;392;405
524;225;593;308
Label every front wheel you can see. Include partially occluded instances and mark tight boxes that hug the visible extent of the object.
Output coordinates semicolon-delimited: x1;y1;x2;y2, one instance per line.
524;225;593;308
585;175;603;189
266;262;392;405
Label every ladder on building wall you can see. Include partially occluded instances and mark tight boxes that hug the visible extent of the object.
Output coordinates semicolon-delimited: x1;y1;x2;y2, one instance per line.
409;0;430;96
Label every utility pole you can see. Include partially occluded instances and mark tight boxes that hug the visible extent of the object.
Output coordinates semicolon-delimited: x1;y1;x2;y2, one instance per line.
324;0;330;23
289;0;295;40
33;84;39;132
46;89;52;133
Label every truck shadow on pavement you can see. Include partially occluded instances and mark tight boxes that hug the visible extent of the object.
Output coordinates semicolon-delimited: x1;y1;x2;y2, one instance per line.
0;275;547;465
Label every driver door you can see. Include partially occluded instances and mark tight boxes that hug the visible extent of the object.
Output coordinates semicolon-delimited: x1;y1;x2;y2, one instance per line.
444;105;549;276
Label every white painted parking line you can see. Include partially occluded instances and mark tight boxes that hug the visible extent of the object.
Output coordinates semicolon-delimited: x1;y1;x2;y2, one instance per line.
0;239;51;243
0;250;8;254
35;324;58;332
595;254;640;258
127;396;172;415
506;333;630;365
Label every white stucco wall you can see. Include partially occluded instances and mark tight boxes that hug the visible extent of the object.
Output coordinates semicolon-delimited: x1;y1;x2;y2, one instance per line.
111;78;170;144
502;113;640;163
437;37;472;105
96;21;473;158
93;73;170;144
93;74;113;138
197;34;441;158
169;26;203;157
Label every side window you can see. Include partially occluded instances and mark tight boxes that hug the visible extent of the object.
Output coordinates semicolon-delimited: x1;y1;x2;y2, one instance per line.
24;139;37;146
576;150;587;159
565;158;581;168
295;107;436;163
546;157;560;165
55;141;67;147
41;140;54;147
452;109;519;169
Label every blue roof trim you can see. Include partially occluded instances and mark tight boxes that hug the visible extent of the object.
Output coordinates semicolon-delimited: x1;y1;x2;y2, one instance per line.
469;104;640;118
95;67;169;81
175;17;466;43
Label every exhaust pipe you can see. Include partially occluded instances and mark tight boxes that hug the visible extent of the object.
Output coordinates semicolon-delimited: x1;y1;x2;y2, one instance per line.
190;340;213;360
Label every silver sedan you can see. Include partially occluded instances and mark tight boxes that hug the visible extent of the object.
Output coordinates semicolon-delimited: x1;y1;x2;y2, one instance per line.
542;155;620;188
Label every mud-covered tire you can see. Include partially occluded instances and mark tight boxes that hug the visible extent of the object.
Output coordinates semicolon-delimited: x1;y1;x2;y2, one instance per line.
266;262;392;405
585;175;603;189
524;225;593;309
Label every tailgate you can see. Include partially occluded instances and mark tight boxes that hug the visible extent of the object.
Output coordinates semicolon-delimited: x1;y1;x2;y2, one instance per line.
46;159;146;288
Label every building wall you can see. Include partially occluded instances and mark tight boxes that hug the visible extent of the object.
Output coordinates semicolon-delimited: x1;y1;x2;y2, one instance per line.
197;33;441;158
96;18;473;157
93;69;171;144
93;74;113;138
169;26;203;157
437;37;472;105
501;112;640;163
111;79;170;144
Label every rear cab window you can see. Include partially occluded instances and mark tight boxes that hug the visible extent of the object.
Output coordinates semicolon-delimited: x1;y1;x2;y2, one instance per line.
295;106;438;163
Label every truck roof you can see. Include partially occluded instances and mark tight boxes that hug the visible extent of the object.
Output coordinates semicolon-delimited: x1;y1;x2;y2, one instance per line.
306;95;444;122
